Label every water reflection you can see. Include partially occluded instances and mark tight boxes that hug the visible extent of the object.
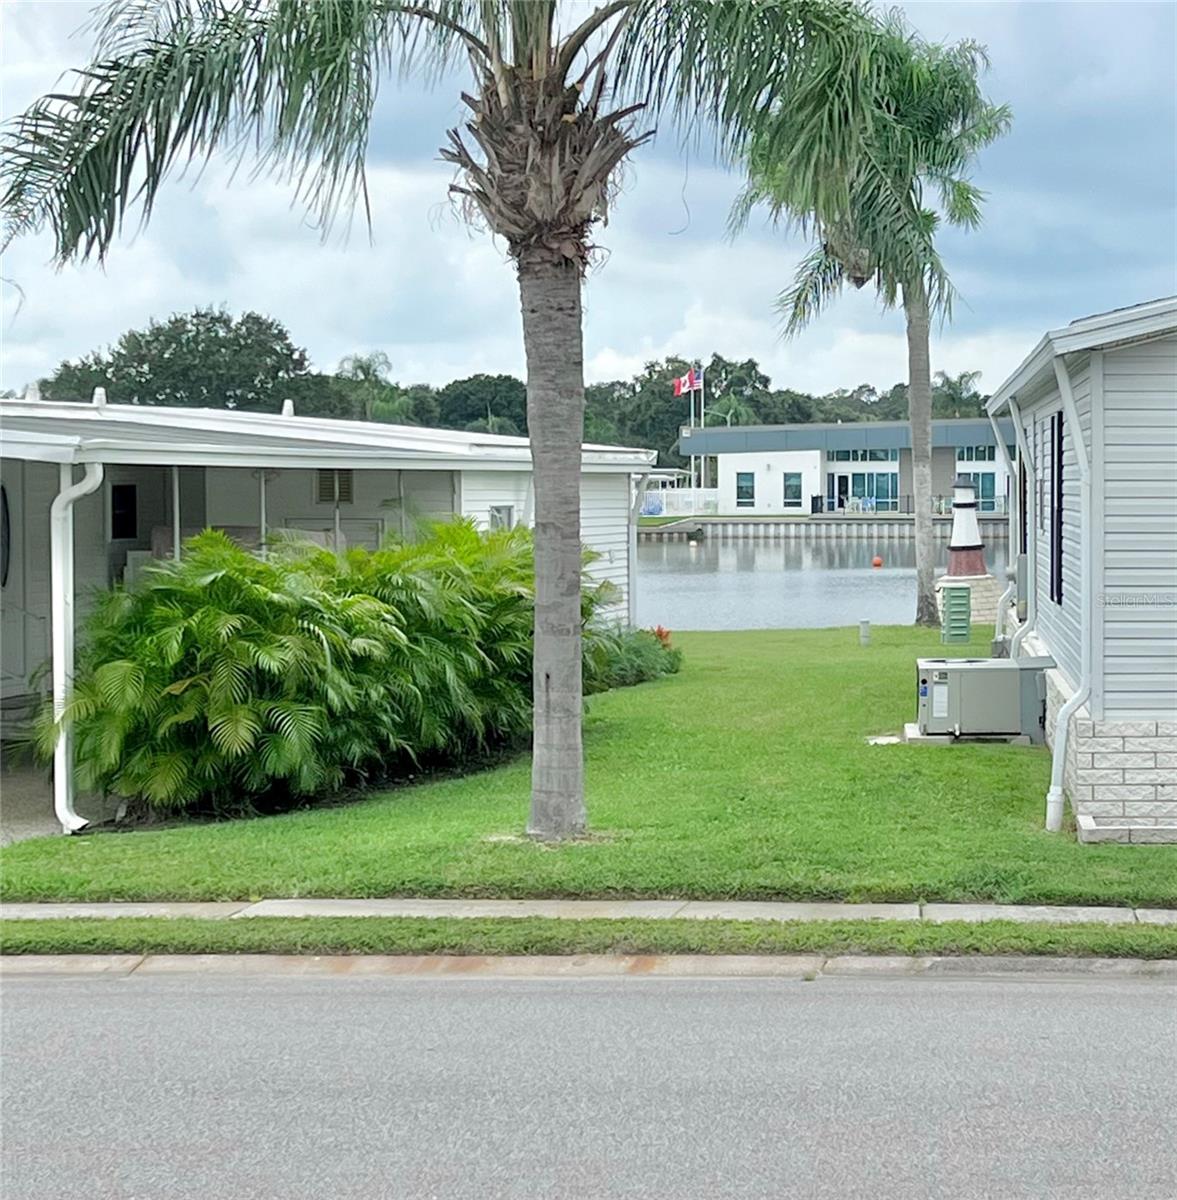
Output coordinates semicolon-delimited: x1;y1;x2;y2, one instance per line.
635;536;1009;630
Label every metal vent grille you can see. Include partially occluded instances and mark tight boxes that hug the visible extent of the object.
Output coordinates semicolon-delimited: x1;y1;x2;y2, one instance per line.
316;469;353;504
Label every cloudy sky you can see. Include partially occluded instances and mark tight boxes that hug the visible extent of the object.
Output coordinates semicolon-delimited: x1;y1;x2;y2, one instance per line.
2;1;1175;398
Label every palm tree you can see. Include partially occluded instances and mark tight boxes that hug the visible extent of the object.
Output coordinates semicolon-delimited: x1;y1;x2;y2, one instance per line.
932;368;984;417
732;21;1009;624
2;0;881;838
338;351;395;422
706;395;758;427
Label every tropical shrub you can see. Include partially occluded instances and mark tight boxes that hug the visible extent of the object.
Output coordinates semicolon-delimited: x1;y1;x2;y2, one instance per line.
584;626;683;694
37;523;672;817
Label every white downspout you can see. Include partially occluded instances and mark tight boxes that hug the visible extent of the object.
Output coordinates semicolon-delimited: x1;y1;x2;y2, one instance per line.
988;411;1017;642
1045;356;1092;833
50;461;104;833
628;472;650;628
1008;395;1037;659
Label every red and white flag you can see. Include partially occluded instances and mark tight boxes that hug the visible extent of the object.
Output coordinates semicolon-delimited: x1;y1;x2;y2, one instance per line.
672;368;702;397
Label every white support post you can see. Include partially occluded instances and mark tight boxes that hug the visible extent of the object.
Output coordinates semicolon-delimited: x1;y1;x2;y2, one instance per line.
50;461;104;834
258;469;268;559
171;466;182;561
628;472;650;628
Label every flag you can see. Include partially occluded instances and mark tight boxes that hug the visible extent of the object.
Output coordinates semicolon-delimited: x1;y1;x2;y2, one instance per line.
672;368;702;397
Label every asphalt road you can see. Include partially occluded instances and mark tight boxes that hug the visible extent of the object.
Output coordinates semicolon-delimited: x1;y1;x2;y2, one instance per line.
2;972;1174;1199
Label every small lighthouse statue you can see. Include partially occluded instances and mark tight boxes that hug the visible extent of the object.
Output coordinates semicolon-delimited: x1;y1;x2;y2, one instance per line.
934;475;1003;623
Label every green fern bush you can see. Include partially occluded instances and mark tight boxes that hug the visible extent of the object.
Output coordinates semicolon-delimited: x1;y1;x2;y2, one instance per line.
37;523;675;817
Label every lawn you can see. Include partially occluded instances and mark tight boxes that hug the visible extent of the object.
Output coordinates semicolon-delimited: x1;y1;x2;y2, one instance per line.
5;917;1175;960
2;627;1174;906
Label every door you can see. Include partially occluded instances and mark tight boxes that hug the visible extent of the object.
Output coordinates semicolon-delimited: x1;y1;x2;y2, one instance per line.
836;474;849;510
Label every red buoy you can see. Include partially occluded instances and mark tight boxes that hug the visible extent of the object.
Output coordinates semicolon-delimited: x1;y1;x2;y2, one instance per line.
872;555;883;568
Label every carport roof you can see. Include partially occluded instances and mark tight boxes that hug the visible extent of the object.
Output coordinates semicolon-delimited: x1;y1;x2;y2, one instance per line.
0;397;656;472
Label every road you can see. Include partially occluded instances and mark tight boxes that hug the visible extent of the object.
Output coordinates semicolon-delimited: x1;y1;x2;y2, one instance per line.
2;970;1175;1199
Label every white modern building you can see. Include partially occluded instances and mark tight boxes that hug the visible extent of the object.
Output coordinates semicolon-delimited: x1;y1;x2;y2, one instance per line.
986;296;1177;843
0;395;655;833
679;417;1016;517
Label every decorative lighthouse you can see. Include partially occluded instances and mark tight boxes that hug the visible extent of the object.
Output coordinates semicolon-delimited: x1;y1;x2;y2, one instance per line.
934;475;1003;622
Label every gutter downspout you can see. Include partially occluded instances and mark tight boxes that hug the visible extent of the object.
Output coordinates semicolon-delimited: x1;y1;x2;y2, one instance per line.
1045;356;1092;833
1008;395;1037;659
628;472;650;628
988;411;1017;643
50;461;104;834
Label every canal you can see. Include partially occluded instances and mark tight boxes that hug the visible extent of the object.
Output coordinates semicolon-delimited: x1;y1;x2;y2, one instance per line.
634;537;1009;630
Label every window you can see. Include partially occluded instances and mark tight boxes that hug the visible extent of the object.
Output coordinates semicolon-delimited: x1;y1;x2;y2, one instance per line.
1018;461;1028;555
956;445;996;463
962;472;996;512
110;484;138;540
831;449;851;462
489;505;514;531
735;472;755;508
316;469;354;504
1050;412;1064;604
781;473;802;508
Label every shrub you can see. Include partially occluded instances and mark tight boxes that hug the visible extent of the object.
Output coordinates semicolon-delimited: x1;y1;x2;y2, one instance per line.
38;523;675;817
584;626;683;694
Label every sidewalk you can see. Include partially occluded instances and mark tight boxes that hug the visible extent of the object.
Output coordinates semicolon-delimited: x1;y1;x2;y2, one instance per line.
3;898;1176;924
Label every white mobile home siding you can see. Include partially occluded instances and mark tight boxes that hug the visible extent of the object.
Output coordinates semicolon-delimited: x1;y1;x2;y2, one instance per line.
579;474;631;615
1022;355;1090;689
463;469;632;617
1099;335;1177;717
459;470;531;530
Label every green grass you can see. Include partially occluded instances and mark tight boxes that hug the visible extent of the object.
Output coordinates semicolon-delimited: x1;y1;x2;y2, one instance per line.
3;628;1174;907
637;516;686;527
4;917;1175;959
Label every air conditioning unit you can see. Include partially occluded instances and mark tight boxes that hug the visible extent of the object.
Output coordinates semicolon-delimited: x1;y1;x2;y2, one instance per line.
913;656;1054;743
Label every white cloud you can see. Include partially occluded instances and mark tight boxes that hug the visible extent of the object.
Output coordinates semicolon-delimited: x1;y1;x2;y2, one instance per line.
2;0;1173;404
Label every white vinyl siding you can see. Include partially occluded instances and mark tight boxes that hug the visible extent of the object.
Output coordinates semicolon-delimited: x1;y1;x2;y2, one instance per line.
462;469;633;616
1021;356;1089;689
580;473;631;616
460;471;531;531
1100;335;1177;716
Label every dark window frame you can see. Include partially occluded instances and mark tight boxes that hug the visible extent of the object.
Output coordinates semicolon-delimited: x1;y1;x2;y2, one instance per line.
110;483;138;541
735;471;756;508
1049;412;1064;604
781;472;803;507
1018;460;1028;556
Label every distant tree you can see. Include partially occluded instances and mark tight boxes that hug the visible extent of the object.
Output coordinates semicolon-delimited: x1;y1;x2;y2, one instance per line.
932;369;985;417
584;381;626;445
706;393;758;426
338;351;398;421
40;308;308;409
435;374;527;434
759;388;816;425
284;372;364;420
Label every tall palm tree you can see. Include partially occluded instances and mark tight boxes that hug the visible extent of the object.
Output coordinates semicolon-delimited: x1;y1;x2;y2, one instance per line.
2;0;880;838
732;22;1009;624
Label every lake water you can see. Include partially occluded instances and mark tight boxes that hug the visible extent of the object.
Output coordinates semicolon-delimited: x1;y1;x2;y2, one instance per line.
635;537;1009;630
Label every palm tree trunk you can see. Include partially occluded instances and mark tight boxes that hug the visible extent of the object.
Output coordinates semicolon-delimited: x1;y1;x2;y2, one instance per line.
519;255;587;839
905;282;938;626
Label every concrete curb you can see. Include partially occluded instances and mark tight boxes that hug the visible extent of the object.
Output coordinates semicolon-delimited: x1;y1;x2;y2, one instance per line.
3;953;1175;981
3;898;1175;925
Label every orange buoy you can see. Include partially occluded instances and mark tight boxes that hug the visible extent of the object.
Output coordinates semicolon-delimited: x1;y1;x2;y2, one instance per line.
872;555;883;568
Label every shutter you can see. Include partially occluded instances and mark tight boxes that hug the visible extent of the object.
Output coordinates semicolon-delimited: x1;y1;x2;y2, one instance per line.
316;469;354;504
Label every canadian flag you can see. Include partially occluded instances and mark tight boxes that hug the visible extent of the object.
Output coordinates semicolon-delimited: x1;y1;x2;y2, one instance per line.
672;368;702;397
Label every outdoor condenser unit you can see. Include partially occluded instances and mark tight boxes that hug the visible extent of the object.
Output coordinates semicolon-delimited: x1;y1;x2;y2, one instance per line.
915;656;1054;743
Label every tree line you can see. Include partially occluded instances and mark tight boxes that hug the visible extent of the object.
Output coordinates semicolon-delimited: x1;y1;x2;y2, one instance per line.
36;307;987;467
